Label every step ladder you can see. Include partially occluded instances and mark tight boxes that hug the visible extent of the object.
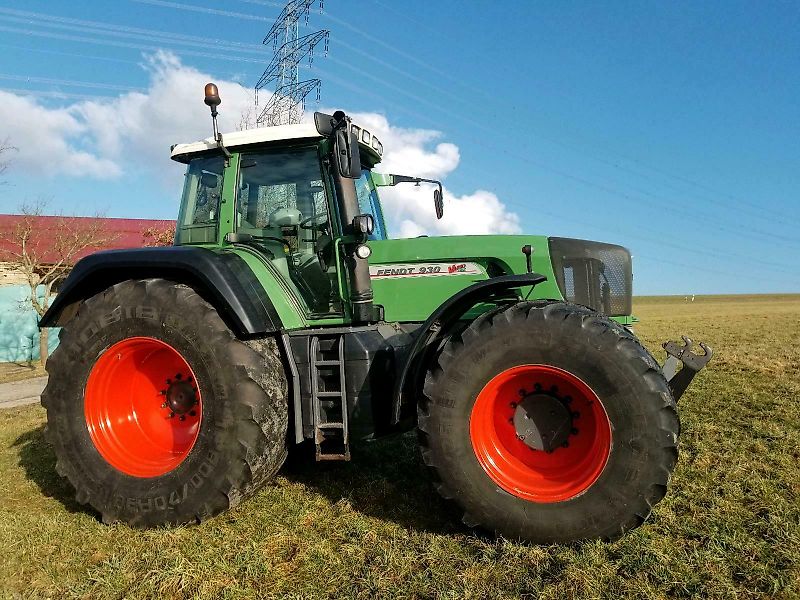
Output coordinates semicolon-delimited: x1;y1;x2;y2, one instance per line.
309;334;351;461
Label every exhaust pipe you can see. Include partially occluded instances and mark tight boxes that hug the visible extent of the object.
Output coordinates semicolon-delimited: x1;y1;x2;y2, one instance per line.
318;111;376;323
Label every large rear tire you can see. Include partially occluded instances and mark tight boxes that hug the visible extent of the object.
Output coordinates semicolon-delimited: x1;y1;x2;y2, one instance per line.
419;301;679;543
41;279;288;527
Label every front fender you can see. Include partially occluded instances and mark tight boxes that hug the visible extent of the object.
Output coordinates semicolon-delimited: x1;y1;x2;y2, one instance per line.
391;273;547;425
39;246;282;337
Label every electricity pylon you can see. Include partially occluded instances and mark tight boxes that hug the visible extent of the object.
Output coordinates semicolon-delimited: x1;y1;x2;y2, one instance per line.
255;0;329;126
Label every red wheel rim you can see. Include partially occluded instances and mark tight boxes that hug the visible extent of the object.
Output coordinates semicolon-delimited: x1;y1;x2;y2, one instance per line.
470;364;612;503
84;337;202;478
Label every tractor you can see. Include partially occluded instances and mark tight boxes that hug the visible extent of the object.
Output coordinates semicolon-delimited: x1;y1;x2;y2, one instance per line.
38;84;711;543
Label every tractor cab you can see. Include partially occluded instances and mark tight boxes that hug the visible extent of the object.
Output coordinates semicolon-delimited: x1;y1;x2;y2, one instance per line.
170;116;391;320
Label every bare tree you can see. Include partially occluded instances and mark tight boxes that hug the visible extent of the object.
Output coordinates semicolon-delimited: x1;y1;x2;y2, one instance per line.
237;93;259;131
0;202;117;366
0;138;16;185
142;224;175;246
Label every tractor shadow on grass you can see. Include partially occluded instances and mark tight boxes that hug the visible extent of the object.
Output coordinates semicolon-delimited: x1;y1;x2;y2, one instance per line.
13;425;91;516
281;432;465;536
13;424;466;535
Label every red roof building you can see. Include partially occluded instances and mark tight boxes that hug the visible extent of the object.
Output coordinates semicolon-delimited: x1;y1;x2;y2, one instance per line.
0;215;176;265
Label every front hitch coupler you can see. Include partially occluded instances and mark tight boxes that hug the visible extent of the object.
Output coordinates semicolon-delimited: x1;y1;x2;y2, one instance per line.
661;336;713;401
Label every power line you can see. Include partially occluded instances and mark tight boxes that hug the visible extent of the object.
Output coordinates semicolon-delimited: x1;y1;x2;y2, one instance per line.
0;10;269;57
0;23;268;65
0;73;144;93
0;40;140;66
0;87;114;101
4;7;796;258
131;0;273;22
132;0;797;230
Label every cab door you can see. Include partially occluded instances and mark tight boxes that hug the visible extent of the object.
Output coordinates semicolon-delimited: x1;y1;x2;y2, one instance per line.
234;146;343;318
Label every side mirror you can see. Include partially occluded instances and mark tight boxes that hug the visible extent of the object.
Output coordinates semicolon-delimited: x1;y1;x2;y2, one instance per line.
334;128;362;180
352;214;375;236
434;189;444;220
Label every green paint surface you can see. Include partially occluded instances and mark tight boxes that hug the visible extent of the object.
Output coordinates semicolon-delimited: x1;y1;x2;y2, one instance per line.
368;235;563;322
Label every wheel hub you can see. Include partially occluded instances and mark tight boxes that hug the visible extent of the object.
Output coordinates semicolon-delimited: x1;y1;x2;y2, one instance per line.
513;392;573;452
165;376;197;416
84;337;203;478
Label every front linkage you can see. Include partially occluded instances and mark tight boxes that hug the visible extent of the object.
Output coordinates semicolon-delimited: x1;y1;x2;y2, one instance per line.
661;336;713;401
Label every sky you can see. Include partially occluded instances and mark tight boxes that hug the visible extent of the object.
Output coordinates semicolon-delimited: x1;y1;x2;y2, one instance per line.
0;0;798;295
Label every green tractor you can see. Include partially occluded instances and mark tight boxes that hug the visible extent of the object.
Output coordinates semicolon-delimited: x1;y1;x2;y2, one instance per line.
39;84;711;543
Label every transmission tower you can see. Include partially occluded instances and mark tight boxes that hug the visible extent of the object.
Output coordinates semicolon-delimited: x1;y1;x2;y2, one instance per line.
255;0;330;127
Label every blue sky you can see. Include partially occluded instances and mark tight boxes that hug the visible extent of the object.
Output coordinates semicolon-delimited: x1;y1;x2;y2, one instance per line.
0;0;798;295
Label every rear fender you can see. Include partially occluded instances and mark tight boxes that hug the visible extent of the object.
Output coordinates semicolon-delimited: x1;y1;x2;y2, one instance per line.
39;247;282;337
391;273;547;425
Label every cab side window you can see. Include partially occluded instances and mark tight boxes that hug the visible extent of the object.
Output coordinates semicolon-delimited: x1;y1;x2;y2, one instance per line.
176;155;225;245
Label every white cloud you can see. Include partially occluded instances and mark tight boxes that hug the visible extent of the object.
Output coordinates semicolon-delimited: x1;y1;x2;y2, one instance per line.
0;92;121;179
1;52;520;236
75;51;254;184
1;51;253;183
347;110;521;237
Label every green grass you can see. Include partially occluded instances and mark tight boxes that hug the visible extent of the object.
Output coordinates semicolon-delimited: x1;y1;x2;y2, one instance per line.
1;295;799;599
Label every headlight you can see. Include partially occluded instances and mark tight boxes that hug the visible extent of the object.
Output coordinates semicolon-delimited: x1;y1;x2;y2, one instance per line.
355;244;372;259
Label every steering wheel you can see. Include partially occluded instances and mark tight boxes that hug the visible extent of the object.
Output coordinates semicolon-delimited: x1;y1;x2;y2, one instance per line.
299;213;328;231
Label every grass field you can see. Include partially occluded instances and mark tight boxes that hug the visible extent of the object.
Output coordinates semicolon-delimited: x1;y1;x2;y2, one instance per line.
1;295;798;598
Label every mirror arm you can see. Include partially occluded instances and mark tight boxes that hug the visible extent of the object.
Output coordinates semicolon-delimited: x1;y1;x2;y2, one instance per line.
386;175;445;219
388;174;443;194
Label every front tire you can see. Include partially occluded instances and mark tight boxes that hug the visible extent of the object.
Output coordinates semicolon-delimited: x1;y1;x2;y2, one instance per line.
420;301;679;543
41;279;289;527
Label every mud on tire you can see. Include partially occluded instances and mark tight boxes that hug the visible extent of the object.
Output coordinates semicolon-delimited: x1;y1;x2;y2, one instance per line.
41;278;289;527
419;301;679;543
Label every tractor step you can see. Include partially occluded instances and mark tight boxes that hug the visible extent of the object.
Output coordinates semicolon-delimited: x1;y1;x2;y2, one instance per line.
310;334;350;461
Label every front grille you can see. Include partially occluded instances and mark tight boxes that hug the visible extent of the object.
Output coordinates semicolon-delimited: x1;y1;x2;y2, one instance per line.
548;237;632;316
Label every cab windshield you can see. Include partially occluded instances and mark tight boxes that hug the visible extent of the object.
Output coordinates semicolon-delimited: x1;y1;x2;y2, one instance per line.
355;170;388;241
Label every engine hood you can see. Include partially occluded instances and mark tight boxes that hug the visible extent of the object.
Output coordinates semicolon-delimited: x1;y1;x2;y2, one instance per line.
366;235;563;322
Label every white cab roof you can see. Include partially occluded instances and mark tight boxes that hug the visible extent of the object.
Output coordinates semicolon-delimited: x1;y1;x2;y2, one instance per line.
170;123;322;161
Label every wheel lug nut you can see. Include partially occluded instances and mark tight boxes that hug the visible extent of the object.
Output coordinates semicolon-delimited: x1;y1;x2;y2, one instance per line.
189;410;197;417
564;396;572;404
518;389;526;397
176;373;182;379
179;415;186;421
571;428;579;435
534;383;542;391
169;411;175;418
161;403;167;409
159;390;166;395
572;412;580;419
166;379;172;385
517;434;525;441
510;402;517;409
562;441;570;448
